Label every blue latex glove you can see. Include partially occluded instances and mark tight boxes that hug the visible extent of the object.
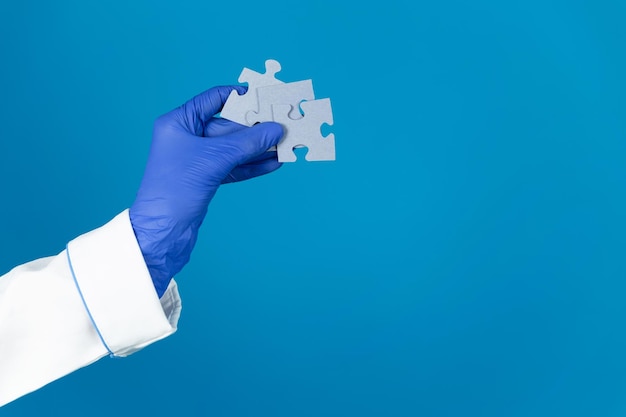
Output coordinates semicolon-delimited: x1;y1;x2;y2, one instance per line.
129;85;284;297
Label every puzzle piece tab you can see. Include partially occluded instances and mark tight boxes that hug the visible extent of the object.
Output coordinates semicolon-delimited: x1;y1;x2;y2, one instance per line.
273;98;335;162
220;59;283;126
246;79;315;125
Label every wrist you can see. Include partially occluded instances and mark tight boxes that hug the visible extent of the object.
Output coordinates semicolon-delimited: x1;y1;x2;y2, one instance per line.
129;208;199;297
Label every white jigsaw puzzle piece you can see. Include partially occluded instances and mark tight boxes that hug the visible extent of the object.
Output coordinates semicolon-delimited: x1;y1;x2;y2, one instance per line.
245;80;315;125
220;59;283;126
273;98;335;162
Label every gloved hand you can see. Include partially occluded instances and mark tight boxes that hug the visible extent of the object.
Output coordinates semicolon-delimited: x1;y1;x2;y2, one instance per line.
129;85;284;297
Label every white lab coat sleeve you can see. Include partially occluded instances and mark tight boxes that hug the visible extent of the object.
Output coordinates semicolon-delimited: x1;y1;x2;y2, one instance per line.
0;209;182;407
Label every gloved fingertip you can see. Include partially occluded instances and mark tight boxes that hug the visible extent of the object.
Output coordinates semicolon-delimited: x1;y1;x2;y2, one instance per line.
233;84;248;95
257;121;285;145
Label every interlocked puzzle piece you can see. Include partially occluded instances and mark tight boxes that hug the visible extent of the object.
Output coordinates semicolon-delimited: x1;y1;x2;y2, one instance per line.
220;59;335;162
273;98;335;162
246;80;315;125
220;59;283;126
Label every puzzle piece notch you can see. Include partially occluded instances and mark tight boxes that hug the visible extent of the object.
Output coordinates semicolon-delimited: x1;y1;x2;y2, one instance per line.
273;98;335;163
245;79;315;125
220;59;284;126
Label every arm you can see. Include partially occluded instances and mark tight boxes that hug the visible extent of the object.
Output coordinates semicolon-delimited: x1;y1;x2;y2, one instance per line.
0;85;283;407
0;210;181;407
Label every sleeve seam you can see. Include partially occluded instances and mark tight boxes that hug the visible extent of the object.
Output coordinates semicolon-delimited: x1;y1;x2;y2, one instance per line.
66;243;116;358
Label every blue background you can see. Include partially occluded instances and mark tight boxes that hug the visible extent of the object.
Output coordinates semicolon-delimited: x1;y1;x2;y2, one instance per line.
1;0;625;416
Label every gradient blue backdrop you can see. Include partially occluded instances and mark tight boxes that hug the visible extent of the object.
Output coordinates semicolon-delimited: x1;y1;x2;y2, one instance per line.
1;1;625;416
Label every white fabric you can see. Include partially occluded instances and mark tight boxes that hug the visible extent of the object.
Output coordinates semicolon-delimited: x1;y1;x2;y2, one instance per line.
0;210;181;407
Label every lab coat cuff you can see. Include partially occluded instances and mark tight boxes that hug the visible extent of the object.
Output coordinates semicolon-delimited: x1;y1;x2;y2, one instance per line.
66;209;181;357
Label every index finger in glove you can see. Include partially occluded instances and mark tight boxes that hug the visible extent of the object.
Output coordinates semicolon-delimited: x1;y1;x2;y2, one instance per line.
181;85;247;129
